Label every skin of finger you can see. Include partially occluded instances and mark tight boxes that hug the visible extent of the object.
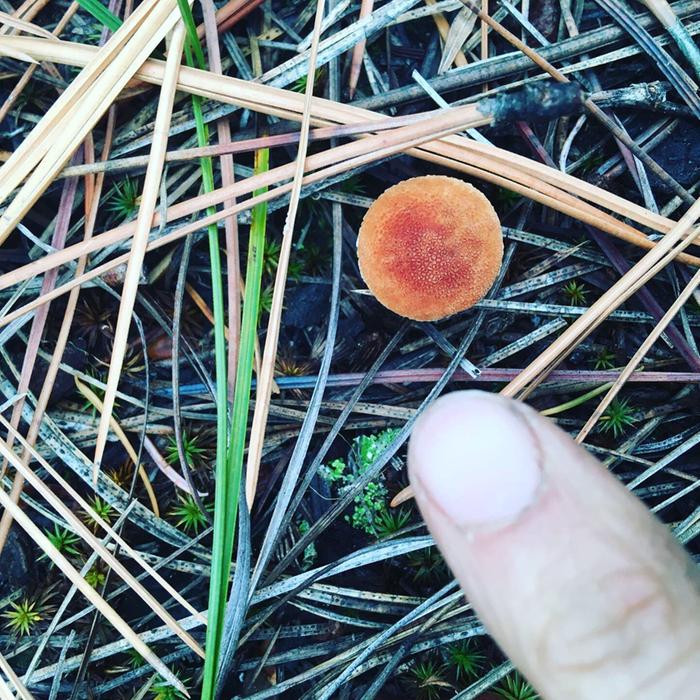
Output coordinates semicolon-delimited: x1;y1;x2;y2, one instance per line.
408;391;700;700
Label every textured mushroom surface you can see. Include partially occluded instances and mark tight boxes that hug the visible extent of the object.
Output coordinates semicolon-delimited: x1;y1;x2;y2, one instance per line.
357;176;503;321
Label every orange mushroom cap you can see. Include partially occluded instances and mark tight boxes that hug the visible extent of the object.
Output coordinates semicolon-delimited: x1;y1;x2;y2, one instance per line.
357;176;503;321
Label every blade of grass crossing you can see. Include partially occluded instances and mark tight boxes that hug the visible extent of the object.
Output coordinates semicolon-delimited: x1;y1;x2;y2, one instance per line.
202;146;269;699
170;0;233;691
75;0;121;31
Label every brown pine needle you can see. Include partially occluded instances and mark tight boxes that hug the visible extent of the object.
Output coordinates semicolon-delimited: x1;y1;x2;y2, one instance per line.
93;22;186;473
575;267;700;443
0;443;189;694
74;377;160;516
0;0;182;244
3;36;677;238
245;0;327;506
0;413;207;636
348;0;374;99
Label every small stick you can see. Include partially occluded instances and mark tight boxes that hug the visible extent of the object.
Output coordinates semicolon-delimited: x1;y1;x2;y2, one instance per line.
480;0;488;89
348;0;374;98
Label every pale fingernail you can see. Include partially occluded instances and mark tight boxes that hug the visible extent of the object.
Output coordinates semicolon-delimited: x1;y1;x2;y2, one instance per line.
408;391;543;529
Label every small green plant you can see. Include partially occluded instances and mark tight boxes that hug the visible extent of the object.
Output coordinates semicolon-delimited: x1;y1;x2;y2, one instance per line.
340;174;366;196
291;67;325;93
80;368;119;419
405;659;452;699
127;648;145;669
85;565;107;589
599;397;638;438
107;176;141;220
258;284;274;319
44;524;81;560
562;280;588;306
446;640;485;683
2;598;43;637
319;429;400;536
406;547;449;583
373;506;411;539
262;238;282;277
593;347;616;370
296;241;329;276
297;519;317;570
106;461;133;489
81;495;114;532
495;672;539;700
150;672;189;700
169;494;212;534
165;431;206;470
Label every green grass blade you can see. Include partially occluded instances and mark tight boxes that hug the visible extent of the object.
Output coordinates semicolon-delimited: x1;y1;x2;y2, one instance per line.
75;0;122;31
202;146;269;698
169;5;237;697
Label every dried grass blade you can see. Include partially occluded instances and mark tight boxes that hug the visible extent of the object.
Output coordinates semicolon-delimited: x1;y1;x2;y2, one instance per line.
4;36;684;238
0;166;79;555
0;0;181;243
0;414;207;648
503;202;700;398
0;448;188;694
575;267;700;442
348;0;374;98
438;6;477;73
92;21;186;471
0;653;33;700
0;11;55;38
75;377;159;514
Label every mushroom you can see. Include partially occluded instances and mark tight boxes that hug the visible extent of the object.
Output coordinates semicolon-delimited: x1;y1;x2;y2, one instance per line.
357;175;503;321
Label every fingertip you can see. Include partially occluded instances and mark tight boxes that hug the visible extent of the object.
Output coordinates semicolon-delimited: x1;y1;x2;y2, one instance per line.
408;391;543;529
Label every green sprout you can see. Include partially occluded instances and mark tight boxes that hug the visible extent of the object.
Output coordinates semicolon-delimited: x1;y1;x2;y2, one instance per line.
85;565;106;589
405;659;452;700
2;598;43;637
107;176;141;221
297;241;329;276
599;398;638;438
127;648;145;669
593;347;616;370
262;238;282;277
287;256;305;281
297;519;317;571
291;67;325;94
446;640;485;683
44;525;81;560
81;495;114;532
165;432;206;470
258;284;274;320
495;672;539;700
340;174;366;196
373;506;411;540
562;280;588;306
169;494;212;534
150;672;189;700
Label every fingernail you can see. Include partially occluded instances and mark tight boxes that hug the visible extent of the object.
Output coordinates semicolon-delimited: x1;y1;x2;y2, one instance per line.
408;391;543;529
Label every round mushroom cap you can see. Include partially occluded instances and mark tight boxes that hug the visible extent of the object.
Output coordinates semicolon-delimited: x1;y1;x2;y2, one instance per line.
357;176;503;321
